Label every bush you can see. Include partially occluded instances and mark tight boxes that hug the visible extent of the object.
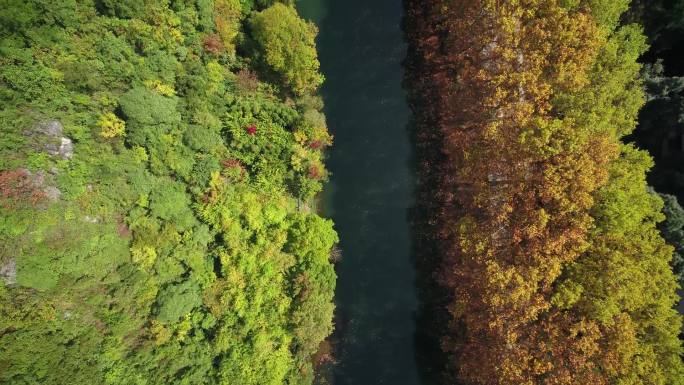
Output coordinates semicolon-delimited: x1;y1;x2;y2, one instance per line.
658;193;684;285
149;183;197;231
119;87;180;127
98;112;126;138
95;0;143;18
156;281;202;321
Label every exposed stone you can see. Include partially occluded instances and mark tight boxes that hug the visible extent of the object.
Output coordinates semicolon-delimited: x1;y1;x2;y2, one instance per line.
45;141;60;156
18;164;61;203
37;120;63;137
59;137;73;159
30;170;46;187
32;120;73;160
44;186;61;201
83;215;99;223
0;258;17;286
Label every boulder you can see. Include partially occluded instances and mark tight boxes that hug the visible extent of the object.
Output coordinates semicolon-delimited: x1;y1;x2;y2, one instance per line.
0;258;17;286
33;120;73;159
37;120;63;137
59;137;73;159
44;186;61;201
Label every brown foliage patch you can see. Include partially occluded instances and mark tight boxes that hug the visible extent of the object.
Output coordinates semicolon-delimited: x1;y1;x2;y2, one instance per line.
234;69;260;94
203;34;223;55
0;169;45;209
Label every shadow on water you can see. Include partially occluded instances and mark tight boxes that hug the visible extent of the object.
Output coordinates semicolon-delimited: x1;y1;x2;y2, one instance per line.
297;0;444;384
406;117;452;385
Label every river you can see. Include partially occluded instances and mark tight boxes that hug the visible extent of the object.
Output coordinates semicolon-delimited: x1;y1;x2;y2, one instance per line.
297;0;425;384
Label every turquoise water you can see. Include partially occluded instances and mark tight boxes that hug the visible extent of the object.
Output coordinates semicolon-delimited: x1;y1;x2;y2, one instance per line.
298;0;425;383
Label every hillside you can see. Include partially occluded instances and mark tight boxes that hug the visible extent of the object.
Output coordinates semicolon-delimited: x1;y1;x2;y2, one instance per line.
0;1;337;384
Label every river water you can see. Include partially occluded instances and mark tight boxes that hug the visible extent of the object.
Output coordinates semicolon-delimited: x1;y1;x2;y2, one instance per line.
297;0;425;384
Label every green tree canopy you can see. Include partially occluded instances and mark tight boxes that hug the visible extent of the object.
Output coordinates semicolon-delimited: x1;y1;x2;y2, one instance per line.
658;192;684;286
250;3;323;95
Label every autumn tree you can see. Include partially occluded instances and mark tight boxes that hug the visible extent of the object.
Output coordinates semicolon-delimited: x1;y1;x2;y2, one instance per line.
405;0;683;383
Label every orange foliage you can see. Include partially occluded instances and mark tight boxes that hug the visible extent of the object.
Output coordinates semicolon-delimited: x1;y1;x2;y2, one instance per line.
0;170;45;209
405;1;620;383
0;169;45;209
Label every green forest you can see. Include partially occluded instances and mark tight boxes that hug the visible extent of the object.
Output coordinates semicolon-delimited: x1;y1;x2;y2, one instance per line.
2;0;684;384
0;1;337;384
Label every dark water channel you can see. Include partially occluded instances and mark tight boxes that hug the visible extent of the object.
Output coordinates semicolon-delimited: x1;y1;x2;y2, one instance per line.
297;0;427;384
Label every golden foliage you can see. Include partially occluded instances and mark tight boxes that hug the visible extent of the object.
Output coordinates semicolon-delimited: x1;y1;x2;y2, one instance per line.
97;112;125;138
406;0;683;383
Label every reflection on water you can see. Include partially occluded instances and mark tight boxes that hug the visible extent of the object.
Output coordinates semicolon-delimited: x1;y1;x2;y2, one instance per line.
298;0;426;384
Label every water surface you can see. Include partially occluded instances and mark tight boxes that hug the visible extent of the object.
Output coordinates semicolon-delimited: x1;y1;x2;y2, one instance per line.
298;0;423;383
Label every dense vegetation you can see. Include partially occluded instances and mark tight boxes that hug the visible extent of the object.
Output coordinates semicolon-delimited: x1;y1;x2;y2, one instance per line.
405;0;684;384
0;1;337;384
628;0;684;286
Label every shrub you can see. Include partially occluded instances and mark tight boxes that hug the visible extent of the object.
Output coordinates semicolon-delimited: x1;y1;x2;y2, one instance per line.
119;87;180;127
658;193;684;285
97;112;126;138
233;68;260;94
149;183;197;231
0;169;45;209
144;80;176;97
155;281;202;321
95;0;143;18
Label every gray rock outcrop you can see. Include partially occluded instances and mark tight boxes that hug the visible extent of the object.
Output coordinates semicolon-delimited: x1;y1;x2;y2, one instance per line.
0;258;17;286
34;120;73;160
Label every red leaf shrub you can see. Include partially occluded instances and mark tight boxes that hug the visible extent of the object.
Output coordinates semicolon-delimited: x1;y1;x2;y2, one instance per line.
0;169;45;209
308;165;321;180
220;158;242;169
308;140;323;150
